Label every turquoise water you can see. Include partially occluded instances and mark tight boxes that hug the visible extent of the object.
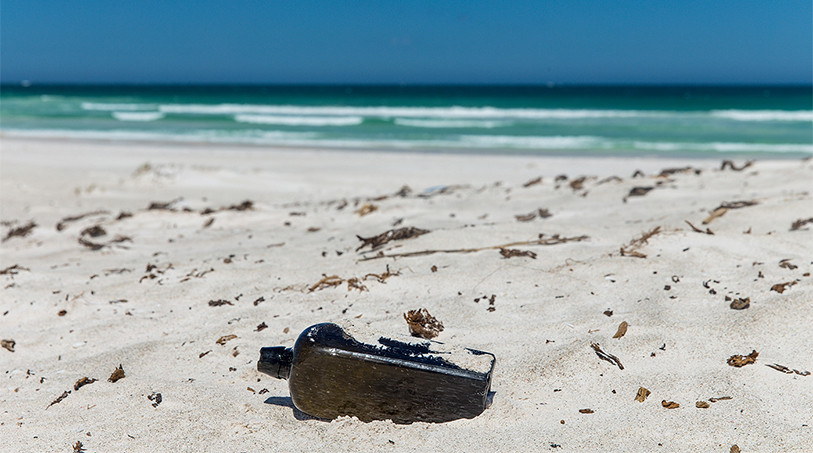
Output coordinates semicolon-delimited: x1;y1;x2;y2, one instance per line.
1;85;811;157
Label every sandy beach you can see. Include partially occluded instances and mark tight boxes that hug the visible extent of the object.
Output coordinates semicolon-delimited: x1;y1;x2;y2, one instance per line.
1;137;811;452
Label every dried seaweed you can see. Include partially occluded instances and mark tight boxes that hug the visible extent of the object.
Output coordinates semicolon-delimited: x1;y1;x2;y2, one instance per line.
78;234;132;251
404;308;444;339
685;220;714;235
208;299;233;307
362;233;589;261
346;277;368;292
355;203;378;217
661;400;680;409
612;321;628;339
147;198;183;211
765;363;810;376
578;408;594;414
709;396;732;403
216;334;237;345
3;221;37;242
73;441;85;453
720;160;753;171
108;364;125;382
790;217;813;231
620;226;661;259
308;275;344;292
0;264;30;276
73;377;97;391
522;176;542;188
591;343;624;370
356;227;430;252
499;248;537;259
80;225;106;237
569;176;588;191
1;339;15;352
658;166;697;176
771;281;797;293
778;259;797;270
727;350;758;367
256;322;268;332
696;401;710;409
729;297;750;310
47;390;71;409
514;209;552;222
56;210;109;231
363;265;399;283
626;186;654;199
148;392;162;407
634;387;650;402
702;200;758;224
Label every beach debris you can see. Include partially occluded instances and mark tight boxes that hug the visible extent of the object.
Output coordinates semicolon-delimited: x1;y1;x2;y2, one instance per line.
603;309;613;317
356;226;430;252
147;198;183;211
624;186;654;201
363;266;399;283
661;400;680;409
208;299;233;307
702;200;758;224
253;296;265;306
108;364;126;382
569;176;588;191
78;234;132;251
216;334;238;345
73;377;97;391
147;392;162;408
362;233;589;260
404;308;445;339
499;248;537;259
778;259;797;270
727;350;758;367
116;211;133;220
56;210;109;231
634;387;651;402
346;277;368;292
790;217;813;231
709;396;732;403
431;265;438;272
591;343;624;370
765;363;811;376
309;275;344;292
729;297;750;310
620;226;661;259
685;220;714;235
256;322;268;332
730;445;741;453
2;221;37;242
47;390;71;409
522;176;542;188
612;321;628;339
695;401;710;409
200;200;254;215
355;203;378;217
80;225;106;237
597;175;623;185
514;208;552;222
770;281;797;293
1;339;15;352
199;350;212;358
578;408;594;414
658;166;699;177
0;264;30;276
73;441;85;453
632;170;645;178
720;160;753;172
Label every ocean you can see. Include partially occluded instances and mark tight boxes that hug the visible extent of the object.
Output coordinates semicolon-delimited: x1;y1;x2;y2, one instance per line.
1;85;811;157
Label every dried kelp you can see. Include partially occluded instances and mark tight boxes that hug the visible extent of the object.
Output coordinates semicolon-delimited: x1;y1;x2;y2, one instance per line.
790;217;813;231
765;363;811;376
1;339;15;352
779;259;798;270
626;186;654;199
720;160;753;171
346;277;368;292
702;200;758;224
727;350;758;367
685;220;714;235
522;176;542;188
591;343;624;370
634;387;650;402
620;226;661;259
659;166;698;176
0;264;30;276
78;235;132;251
661;400;680;409
308;275;344;292
208;299;233;307
80;225;106;237
515;209;552;222
612;321;628;339
56;210;109;231
356;227;430;252
362;233;589;261
47;390;71;409
696;401;710;408
404;308;444;339
2;221;37;242
147;198;183;211
73;377;97;391
499;248;537;259
770;281;797;293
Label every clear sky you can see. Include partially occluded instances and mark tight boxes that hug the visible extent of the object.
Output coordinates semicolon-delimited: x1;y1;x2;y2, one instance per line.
2;0;811;85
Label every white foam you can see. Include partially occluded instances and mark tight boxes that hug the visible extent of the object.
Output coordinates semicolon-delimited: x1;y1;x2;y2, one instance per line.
112;111;165;122
632;141;813;154
81;102;156;111
711;110;813;122
234;114;363;126
458;135;603;149
394;118;509;128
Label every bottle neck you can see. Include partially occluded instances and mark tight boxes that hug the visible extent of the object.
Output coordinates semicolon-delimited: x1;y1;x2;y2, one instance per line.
257;346;293;379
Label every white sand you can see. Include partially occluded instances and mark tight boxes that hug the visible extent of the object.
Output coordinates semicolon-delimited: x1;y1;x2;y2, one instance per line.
1;138;811;452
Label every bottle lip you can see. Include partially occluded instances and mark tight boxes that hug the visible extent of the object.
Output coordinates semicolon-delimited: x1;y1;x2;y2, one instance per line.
258;346;293;379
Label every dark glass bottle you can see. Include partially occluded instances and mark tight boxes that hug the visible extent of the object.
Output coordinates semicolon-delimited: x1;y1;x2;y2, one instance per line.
258;322;496;423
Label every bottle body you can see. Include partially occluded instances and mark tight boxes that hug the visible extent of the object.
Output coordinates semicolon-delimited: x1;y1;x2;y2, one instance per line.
259;322;495;423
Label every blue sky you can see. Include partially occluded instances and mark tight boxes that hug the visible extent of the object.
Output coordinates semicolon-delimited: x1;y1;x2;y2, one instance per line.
2;1;811;84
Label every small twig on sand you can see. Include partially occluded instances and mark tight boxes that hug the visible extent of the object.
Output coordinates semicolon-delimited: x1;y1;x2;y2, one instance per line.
591;343;624;370
360;234;589;261
620;226;661;259
685;220;714;235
